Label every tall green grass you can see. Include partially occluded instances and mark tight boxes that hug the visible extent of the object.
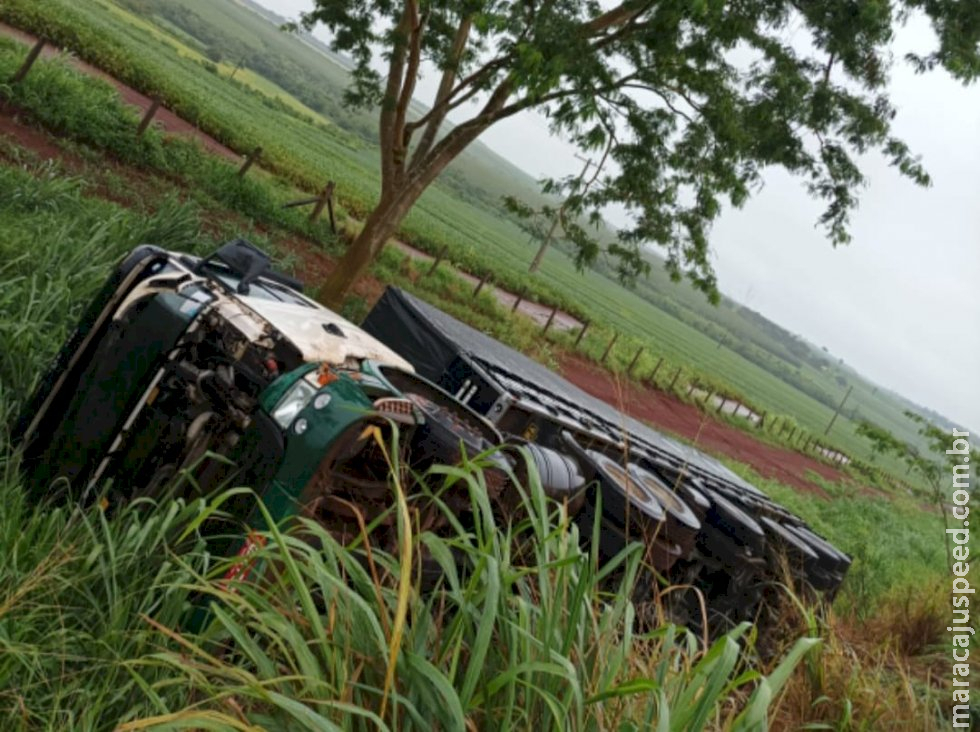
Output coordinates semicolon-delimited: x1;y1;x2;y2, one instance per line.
0;450;815;730
0;163;205;428
111;448;818;731
0;465;216;729
0;148;820;730
0;135;955;730
0;0;941;475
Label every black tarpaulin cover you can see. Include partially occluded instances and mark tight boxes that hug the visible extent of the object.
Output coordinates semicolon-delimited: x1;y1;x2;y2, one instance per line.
361;287;462;383
362;287;756;491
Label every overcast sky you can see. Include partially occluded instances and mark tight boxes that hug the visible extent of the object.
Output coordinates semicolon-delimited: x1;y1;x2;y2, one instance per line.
260;1;979;432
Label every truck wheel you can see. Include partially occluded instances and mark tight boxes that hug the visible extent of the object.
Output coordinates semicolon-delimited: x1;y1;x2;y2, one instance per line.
505;439;586;511
627;464;701;554
700;488;766;553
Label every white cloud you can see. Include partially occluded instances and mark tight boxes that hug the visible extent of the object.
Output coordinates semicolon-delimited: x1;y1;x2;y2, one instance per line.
262;0;980;429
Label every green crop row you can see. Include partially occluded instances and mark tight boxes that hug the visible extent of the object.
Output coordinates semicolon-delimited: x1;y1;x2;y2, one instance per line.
0;0;933;486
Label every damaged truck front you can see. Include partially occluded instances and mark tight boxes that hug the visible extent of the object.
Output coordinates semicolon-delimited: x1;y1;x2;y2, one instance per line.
13;240;524;562
13;239;849;639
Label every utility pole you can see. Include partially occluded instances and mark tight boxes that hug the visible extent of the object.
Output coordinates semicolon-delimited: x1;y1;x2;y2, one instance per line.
823;385;853;436
229;55;247;81
528;154;594;273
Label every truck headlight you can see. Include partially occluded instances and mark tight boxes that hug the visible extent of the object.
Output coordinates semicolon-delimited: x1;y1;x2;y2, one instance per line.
271;378;317;428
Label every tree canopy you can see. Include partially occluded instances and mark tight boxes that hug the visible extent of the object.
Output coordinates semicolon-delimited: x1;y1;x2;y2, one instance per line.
301;0;980;306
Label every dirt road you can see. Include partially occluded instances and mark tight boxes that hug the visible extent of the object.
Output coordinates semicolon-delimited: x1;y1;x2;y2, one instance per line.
0;22;584;331
558;354;845;497
0;22;240;161
0;25;859;498
393;242;583;330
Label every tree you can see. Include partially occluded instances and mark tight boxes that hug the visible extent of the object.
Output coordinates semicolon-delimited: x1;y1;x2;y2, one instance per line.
855;414;979;568
510;152;597;275
300;1;980;308
854;419;905;463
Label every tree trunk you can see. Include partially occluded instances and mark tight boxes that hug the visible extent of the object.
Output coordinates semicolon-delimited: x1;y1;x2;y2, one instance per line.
317;190;418;310
318;75;514;309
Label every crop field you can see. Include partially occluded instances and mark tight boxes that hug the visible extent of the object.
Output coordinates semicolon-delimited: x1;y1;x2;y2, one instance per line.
0;0;972;726
0;0;949;481
0;130;963;729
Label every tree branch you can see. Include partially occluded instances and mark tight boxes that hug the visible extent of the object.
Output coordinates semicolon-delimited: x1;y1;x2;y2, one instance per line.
623;84;699;124
823;50;836;85
586;134;615;190
583;1;647;35
413;76;516;187
663;84;706;115
410;13;473;168
392;1;424;181
405;54;511;135
380;0;416;196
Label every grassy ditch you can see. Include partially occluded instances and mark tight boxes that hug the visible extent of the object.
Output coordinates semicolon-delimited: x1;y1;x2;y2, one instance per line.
0;151;965;729
0;0;937;478
0;164;820;729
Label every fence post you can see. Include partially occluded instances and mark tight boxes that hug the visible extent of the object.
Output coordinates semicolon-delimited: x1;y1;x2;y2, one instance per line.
573;319;590;347
716;397;726;414
650;356;664;381
473;272;491;297
136;98;162;137
10;38;45;84
627;346;644;376
427;245;449;276
669;367;682;392
237;146;262;177
326;191;337;233
600;332;619;363
686;383;696;398
758;412;767;430
786;426;796;442
510;285;527;312
309;181;336;224
542;305;559;334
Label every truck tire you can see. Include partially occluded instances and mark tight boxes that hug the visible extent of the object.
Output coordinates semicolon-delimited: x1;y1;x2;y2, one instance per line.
701;488;766;553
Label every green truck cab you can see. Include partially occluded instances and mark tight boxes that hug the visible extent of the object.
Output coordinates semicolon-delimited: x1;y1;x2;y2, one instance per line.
13;240;516;558
12;239;849;639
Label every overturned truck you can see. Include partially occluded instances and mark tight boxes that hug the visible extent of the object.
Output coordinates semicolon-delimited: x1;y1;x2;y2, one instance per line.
13;240;849;636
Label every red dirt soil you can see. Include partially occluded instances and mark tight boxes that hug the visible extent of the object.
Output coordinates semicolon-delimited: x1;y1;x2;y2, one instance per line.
0;22;239;162
0;106;62;159
276;236;387;305
559;354;844;497
0;33;855;500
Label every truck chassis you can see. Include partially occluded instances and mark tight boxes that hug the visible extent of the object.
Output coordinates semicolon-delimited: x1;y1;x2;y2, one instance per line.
13;239;850;638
